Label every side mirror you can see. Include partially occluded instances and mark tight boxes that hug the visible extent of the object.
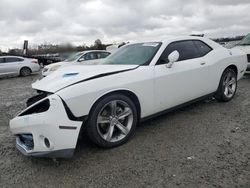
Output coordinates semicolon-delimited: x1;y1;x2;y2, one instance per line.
78;57;85;62
166;50;179;68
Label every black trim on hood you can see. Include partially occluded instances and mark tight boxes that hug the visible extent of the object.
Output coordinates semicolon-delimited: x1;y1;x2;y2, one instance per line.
57;66;140;92
26;92;52;107
61;98;88;122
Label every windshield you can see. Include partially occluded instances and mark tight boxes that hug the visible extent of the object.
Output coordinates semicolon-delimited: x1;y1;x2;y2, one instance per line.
64;52;83;62
102;42;161;65
237;34;250;46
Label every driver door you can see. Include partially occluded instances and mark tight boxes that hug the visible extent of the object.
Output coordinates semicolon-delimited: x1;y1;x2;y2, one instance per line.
154;40;212;113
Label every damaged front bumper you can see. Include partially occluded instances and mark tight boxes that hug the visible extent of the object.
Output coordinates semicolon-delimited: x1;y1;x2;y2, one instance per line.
9;94;84;158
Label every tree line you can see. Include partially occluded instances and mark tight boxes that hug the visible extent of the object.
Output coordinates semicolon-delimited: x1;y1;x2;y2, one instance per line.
1;39;110;56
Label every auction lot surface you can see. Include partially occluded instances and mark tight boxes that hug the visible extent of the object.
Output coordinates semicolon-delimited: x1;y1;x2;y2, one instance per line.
0;74;249;188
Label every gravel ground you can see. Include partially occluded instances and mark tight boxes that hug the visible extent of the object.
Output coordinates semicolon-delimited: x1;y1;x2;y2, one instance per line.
0;74;249;188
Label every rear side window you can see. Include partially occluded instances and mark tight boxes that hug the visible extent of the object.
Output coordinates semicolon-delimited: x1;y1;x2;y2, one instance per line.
5;57;23;63
157;40;212;65
96;52;110;59
193;40;212;56
84;53;97;60
0;58;4;63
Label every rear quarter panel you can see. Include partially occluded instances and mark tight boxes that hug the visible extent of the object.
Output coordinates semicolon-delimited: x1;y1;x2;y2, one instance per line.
205;47;247;92
22;59;40;73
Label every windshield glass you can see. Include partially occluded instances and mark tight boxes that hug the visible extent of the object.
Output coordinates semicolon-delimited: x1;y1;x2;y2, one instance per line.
102;42;161;65
238;34;250;46
64;52;83;62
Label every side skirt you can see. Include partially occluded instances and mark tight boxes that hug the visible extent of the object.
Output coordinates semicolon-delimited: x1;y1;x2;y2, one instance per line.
141;92;215;122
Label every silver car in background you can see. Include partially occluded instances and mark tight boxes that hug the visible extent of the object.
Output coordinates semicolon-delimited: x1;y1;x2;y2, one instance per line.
0;56;40;77
42;50;111;76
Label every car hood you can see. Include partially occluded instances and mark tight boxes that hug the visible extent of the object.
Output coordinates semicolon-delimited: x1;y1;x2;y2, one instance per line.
33;64;138;93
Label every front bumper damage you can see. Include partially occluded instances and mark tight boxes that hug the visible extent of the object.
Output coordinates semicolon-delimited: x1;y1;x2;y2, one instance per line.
9;94;84;158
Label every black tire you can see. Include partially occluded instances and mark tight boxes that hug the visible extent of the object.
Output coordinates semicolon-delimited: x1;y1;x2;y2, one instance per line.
20;67;31;77
86;94;138;148
214;68;237;102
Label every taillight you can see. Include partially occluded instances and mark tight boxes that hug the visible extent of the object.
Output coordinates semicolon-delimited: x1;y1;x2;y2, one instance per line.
31;59;38;64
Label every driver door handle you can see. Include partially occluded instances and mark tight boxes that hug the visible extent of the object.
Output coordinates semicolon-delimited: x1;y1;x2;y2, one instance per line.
200;62;206;65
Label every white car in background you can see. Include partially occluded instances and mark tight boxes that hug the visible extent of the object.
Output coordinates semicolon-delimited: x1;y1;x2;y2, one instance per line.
42;50;111;76
232;33;250;71
10;36;247;158
0;56;40;77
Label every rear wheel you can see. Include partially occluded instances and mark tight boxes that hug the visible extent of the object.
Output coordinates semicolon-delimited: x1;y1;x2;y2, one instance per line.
214;68;237;102
86;94;138;148
20;67;31;77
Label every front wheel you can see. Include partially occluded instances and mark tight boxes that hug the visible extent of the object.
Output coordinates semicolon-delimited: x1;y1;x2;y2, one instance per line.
214;68;237;102
86;94;138;148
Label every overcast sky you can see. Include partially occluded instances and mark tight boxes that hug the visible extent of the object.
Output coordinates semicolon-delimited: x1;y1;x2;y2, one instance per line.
0;0;250;51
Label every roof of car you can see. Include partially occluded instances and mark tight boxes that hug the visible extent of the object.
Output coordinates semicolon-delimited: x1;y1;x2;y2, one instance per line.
0;55;25;58
78;50;110;54
132;35;204;43
129;35;221;49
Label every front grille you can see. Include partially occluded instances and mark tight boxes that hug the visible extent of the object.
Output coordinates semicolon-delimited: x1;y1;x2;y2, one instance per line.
247;54;250;62
18;134;34;150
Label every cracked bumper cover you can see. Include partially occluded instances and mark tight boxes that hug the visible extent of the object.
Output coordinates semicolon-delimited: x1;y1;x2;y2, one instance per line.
9;94;84;158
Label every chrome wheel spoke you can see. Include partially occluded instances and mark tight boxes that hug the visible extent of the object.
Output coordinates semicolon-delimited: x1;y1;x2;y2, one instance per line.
225;73;231;83
110;101;117;116
116;121;129;135
118;107;132;119
228;86;234;94
223;72;236;98
104;123;115;141
227;79;235;86
97;116;110;124
224;86;229;96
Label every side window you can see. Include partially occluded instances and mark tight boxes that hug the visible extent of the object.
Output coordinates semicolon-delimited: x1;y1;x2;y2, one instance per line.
0;58;4;63
84;53;97;60
193;40;212;56
157;40;211;65
18;58;24;62
5;57;23;63
96;52;110;59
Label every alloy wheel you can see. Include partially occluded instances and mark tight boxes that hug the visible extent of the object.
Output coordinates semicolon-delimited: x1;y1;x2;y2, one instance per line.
223;71;236;98
96;100;133;142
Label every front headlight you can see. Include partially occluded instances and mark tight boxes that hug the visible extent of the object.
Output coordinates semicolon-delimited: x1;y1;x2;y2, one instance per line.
50;65;61;71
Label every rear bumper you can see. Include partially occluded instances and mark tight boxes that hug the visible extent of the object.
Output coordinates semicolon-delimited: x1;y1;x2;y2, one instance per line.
9;94;83;158
31;65;41;73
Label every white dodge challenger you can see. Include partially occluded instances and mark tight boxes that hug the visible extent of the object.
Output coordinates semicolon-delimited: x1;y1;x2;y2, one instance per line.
10;36;247;158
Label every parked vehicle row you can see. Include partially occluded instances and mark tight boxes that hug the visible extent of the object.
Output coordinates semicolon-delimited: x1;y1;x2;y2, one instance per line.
0;56;40;77
9;36;247;158
42;50;111;76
